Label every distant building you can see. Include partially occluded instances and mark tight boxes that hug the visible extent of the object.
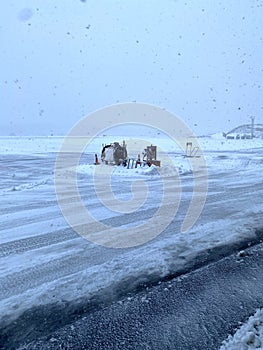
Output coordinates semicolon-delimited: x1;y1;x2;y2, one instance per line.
223;121;263;139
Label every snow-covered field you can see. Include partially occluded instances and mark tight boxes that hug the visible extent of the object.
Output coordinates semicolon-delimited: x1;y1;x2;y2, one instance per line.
1;134;263;347
1;133;263;155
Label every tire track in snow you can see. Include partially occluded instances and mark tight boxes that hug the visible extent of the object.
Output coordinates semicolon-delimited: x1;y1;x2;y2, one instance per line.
0;228;78;258
0;240;118;300
0;205;160;257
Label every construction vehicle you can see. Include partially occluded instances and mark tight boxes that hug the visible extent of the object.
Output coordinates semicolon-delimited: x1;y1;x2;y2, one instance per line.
101;141;127;166
99;141;161;168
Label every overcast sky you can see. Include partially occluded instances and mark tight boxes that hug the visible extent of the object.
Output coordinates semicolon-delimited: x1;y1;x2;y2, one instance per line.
0;0;262;136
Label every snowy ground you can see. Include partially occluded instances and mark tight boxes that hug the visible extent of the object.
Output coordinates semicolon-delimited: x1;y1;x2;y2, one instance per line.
1;133;263;155
0;134;263;348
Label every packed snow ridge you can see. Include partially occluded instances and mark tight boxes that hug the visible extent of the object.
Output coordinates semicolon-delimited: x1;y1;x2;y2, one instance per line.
220;308;263;350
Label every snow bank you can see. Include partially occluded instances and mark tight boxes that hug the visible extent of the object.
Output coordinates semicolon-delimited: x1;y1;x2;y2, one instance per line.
220;308;263;350
76;160;192;178
77;163;161;177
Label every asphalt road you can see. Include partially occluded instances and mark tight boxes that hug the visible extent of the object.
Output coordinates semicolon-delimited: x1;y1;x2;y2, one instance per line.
19;241;263;350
